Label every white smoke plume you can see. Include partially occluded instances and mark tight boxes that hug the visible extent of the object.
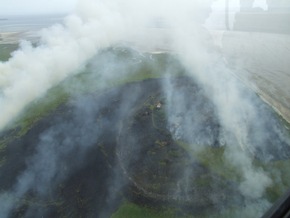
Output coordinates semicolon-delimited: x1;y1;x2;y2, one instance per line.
0;0;217;131
0;0;289;217
169;25;274;205
0;0;126;130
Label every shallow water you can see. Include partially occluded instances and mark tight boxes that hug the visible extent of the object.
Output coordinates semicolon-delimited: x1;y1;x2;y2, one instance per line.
0;15;64;32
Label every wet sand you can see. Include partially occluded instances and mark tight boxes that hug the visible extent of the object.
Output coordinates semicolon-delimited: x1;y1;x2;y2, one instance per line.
0;31;36;44
221;31;290;124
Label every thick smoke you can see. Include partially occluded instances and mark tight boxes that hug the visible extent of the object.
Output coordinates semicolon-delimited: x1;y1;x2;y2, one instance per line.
0;0;126;130
165;12;290;216
0;0;290;217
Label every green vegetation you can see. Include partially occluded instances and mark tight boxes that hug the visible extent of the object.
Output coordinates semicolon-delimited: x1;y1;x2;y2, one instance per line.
13;86;69;137
4;48;185;135
0;44;19;61
178;142;241;181
178;140;290;203
111;202;247;218
0;48;186;161
0;47;187;207
111;202;177;218
0;156;6;167
258;159;290;201
0;138;11;166
0;140;6;152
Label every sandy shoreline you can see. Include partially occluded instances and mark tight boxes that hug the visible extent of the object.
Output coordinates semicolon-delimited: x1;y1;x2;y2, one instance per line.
0;31;39;44
221;31;290;124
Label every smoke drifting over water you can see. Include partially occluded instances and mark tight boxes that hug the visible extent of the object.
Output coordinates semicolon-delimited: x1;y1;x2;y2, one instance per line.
1;0;290;217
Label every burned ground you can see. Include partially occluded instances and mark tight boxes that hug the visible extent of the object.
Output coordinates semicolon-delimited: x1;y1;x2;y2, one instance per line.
0;76;290;217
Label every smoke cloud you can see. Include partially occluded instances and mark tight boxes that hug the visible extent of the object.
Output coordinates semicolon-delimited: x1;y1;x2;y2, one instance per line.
1;0;290;217
0;0;126;130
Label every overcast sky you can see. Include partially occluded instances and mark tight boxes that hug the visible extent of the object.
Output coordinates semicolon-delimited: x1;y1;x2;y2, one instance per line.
0;0;77;16
0;0;268;17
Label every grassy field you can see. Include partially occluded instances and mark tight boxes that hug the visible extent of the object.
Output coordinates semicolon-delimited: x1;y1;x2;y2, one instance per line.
0;44;19;61
111;202;178;218
110;201;261;218
178;140;290;203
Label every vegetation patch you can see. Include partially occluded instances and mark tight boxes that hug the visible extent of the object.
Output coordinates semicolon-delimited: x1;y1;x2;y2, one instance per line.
0;44;19;61
111;202;177;218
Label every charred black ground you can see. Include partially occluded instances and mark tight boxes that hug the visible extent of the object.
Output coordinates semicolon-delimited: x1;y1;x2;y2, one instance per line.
0;76;290;217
